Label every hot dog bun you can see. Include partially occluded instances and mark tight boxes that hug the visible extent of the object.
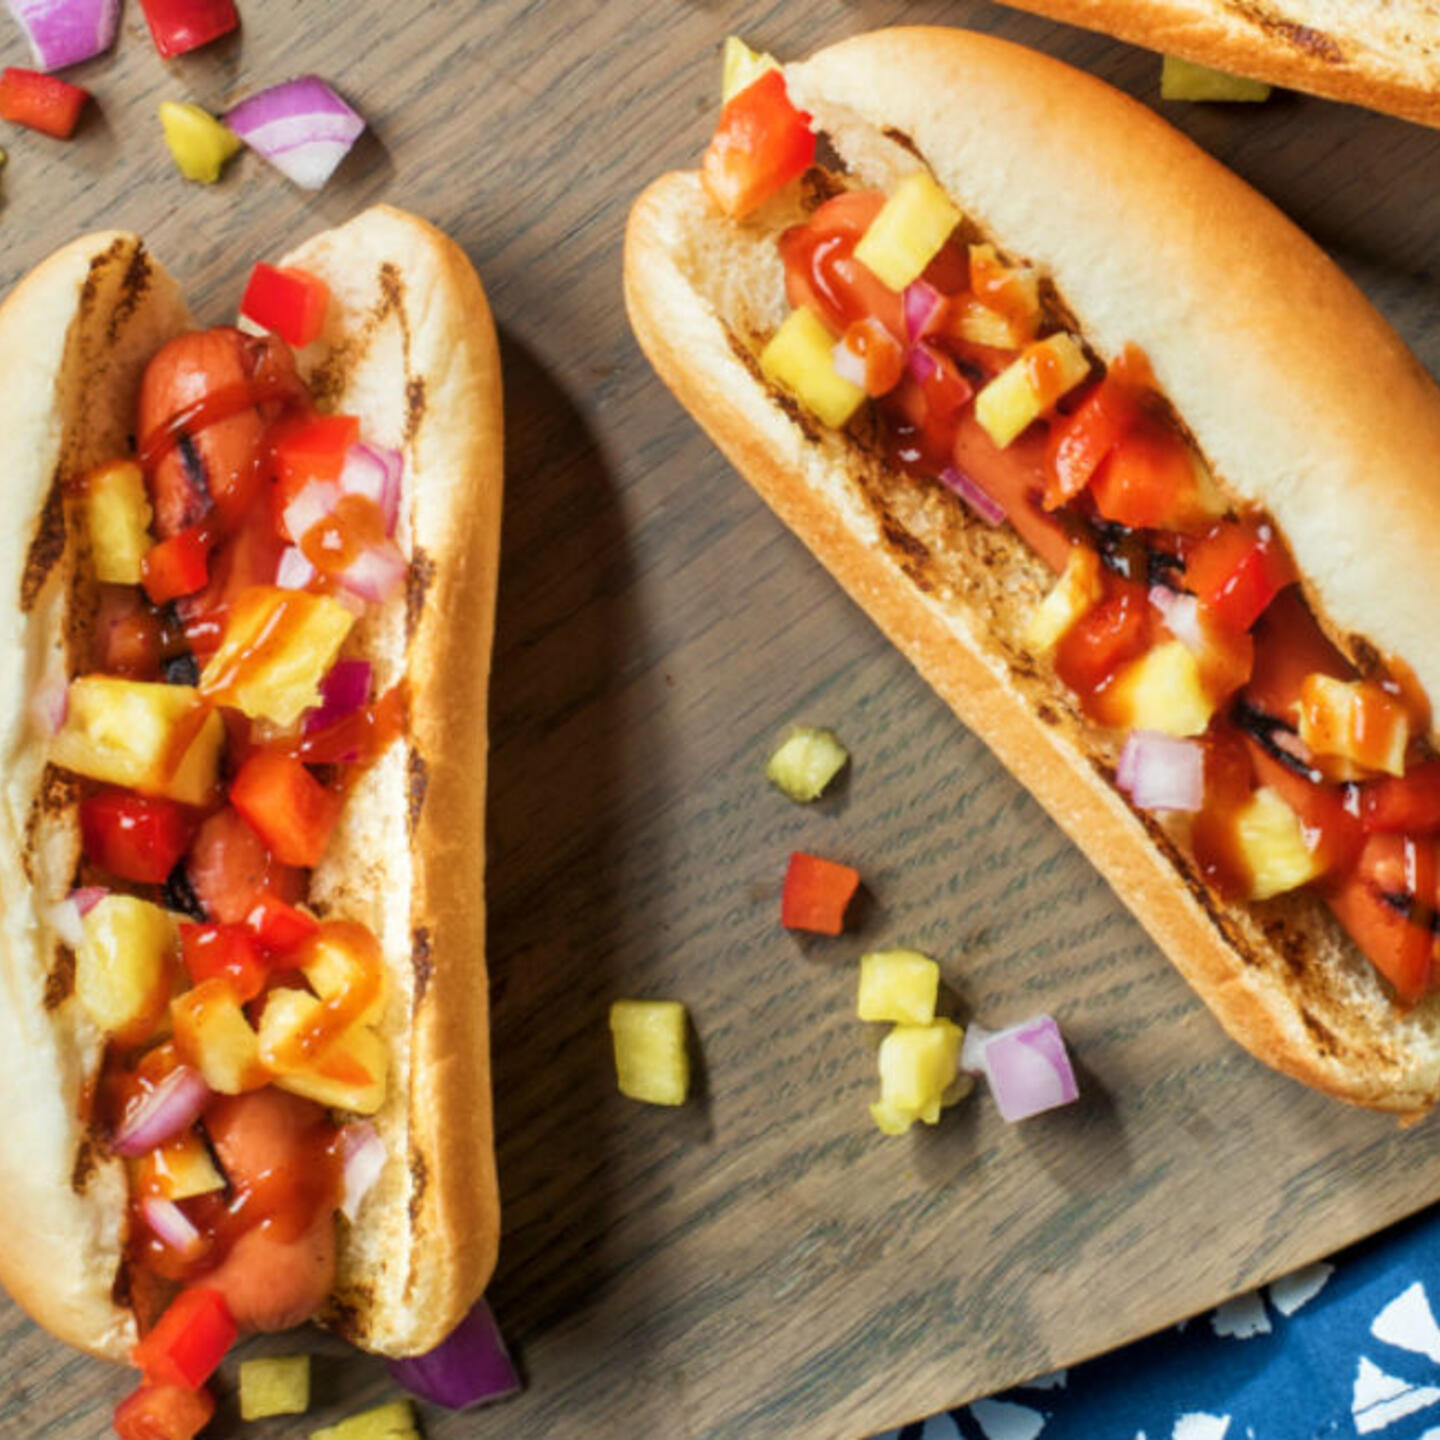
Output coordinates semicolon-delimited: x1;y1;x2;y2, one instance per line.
0;204;502;1359
987;0;1440;131
623;28;1440;1115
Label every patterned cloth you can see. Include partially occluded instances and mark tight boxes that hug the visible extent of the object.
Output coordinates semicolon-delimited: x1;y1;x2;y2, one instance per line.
878;1204;1440;1440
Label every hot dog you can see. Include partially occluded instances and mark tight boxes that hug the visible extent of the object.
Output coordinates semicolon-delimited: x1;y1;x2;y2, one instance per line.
0;204;502;1419
624;30;1440;1114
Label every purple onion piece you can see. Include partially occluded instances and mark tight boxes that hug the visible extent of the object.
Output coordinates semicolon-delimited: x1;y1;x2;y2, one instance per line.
338;1121;385;1221
305;660;373;735
142;1195;201;1254
225;76;365;191
903;279;946;343
7;0;119;70
939;465;1005;526
1116;731;1205;814
340;442;403;535
112;1065;212;1158
275;545;317;591
980;1016;1079;1123
388;1297;522;1410
906;343;940;387
338;540;407;604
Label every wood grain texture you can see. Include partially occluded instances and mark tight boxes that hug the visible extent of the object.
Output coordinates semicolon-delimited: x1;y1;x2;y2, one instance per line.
4;1;1440;1437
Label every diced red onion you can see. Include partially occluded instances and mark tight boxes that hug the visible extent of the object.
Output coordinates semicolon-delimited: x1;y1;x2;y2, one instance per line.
388;1297;522;1410
31;668;68;736
46;898;85;951
338;539;407;604
282;478;339;545
971;1015;1079;1123
903;280;947;343
939;465;1005;526
275;545;317;591
141;1196;202;1256
71;885;107;916
225;76;366;191
1148;584;1204;654
340;443;402;536
338;1121;386;1222
907;344;939;387
1116;731;1205;814
831;339;866;390
306;660;372;735
112;1065;211;1158
7;0;119;70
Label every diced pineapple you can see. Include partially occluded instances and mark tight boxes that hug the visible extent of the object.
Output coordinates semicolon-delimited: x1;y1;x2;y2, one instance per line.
766;726;849;802
52;677;224;806
84;460;153;585
308;1400;419;1440
258;988;387;1114
75;896;176;1041
136;1128;226;1200
199;586;356;727
172;978;266;1095
239;1355;311;1421
721;35;779;103
953;297;1023;350
1235;786;1322;900
857;949;940;1025
974;333;1090;448
853;171;963;292
965;244;1041;345
876;1018;963;1117
1161;55;1271;103
760;308;865;429
609;998;690;1106
301;924;387;1029
869;1100;920;1136
1110;640;1215;737
1023;546;1104;656
1296;674;1408;777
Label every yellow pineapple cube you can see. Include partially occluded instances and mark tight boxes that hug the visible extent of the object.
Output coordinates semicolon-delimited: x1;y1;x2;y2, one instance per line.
75;896;176;1041
301;928;387;1029
963;244;1040;346
760;308;865;429
172;978;265;1095
876;1018;963;1116
239;1355;311;1421
1235;786;1323;900
52;677;224;806
766;726;849;802
853;172;963;291
84;461;153;585
136;1128;226;1200
975;333;1090;448
1023;546;1104;655
258;988;387;1114
857;949;940;1025
1110;640;1215;737
199;586;356;727
953;297;1025;350
609;999;690;1106
308;1400;419;1440
721;35;779;103
1296;674;1408;777
1161;56;1271;102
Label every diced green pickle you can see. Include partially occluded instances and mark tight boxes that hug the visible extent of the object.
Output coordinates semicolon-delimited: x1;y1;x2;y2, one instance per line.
766;727;849;802
308;1399;419;1440
610;999;690;1106
1161;56;1271;103
240;1355;311;1420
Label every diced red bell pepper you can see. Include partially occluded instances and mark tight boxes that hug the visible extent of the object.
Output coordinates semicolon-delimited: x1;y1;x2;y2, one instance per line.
230;751;343;868
80;790;195;885
0;68;87;139
1183;515;1297;634
1088;419;1202;532
702;69;815;219
779;191;905;338
1328;835;1438;1006
179;922;269;1002
113;1382;215;1440
1360;760;1440;835
142;526;214;606
244;893;320;957
270;412;360;515
131;1287;236;1389
240;264;330;350
781;851;860;935
1053;576;1152;702
1044;377;1143;510
138;0;239;57
1242;585;1350;720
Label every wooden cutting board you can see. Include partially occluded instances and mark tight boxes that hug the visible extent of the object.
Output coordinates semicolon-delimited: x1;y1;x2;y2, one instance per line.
6;2;1440;1436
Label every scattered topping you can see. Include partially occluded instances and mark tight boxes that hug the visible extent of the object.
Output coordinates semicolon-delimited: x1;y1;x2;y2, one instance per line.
1023;545;1103;656
158;100;241;183
138;0;237;57
240;262;330;348
1161;55;1271;103
871;1019;966;1135
85;460;153;584
171;978;264;1094
766;725;848;802
1109;640;1214;737
720;34;778;104
75;895;176;1043
1116;731;1205;814
609;998;690;1106
131;1287;236;1389
962;1015;1079;1122
134;1127;225;1199
702;67;813;219
1234;785;1323;899
238;1355;311;1421
140;1194;204;1259
308;1400;420;1440
760;306;865;428
974;333;1090;449
257;986;387;1113
852;171;962;293
938;464;1005;526
856;949;940;1025
225;75;365;191
112;1062;211;1157
1296;674;1409;778
0;65;86;137
388;1296;523;1411
112;1383;213;1440
7;0;119;70
780;850;860;935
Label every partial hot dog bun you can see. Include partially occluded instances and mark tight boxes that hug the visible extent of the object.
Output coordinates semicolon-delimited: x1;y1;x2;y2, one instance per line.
0;204;502;1359
623;28;1440;1114
989;0;1440;130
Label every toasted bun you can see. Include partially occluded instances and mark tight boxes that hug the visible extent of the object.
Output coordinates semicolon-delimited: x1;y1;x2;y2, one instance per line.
988;0;1440;130
624;28;1440;1114
0;206;501;1359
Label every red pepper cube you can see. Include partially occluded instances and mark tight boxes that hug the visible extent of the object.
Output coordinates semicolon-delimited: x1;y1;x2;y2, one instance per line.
113;1382;215;1440
131;1287;236;1389
1184;516;1297;634
230;751;343;868
271;412;360;498
781;851;860;935
80;790;196;885
702;69;815;219
0;68;88;139
240;263;330;350
244;893;321;957
138;0;239;57
142;526;213;606
179;922;269;1001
